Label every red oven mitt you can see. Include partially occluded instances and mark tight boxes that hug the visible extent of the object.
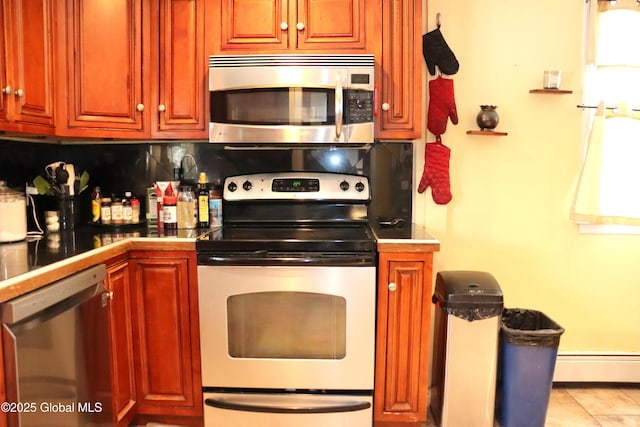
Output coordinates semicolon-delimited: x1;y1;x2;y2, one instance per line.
418;136;452;205
427;76;458;136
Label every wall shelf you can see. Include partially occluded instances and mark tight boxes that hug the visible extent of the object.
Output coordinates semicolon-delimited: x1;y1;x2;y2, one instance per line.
466;130;508;136
529;89;573;94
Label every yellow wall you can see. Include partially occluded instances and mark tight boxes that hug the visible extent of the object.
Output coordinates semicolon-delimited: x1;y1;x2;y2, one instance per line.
415;0;640;352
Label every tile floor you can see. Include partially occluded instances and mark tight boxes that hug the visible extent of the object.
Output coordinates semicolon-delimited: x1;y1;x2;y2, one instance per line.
424;383;640;427
544;383;640;427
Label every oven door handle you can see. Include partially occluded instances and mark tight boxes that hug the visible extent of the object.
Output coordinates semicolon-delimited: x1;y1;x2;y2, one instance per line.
205;396;371;414
199;254;375;266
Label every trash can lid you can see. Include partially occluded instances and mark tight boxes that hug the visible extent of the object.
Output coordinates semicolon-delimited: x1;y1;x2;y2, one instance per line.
433;271;504;321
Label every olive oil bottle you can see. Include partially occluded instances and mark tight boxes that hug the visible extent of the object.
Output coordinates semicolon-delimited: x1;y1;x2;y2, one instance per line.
197;172;210;228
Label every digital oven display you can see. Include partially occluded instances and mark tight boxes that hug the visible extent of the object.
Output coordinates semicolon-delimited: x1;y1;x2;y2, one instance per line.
272;178;320;192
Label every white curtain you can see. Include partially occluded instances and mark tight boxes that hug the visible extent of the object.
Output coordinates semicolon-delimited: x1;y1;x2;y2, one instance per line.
571;2;640;225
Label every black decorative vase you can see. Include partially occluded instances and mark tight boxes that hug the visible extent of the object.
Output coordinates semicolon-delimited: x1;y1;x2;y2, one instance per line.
476;105;499;131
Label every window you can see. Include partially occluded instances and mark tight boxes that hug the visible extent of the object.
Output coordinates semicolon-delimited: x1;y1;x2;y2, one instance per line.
571;1;640;231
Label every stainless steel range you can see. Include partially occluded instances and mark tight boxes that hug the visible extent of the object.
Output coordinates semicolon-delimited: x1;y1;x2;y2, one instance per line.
196;172;376;427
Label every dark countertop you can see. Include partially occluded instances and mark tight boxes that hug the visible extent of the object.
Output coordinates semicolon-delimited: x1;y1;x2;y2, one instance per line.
0;222;439;302
0;225;208;302
1;225;208;281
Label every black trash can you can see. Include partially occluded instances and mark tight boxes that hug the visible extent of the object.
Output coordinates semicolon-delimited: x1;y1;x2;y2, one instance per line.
430;271;503;427
499;308;565;427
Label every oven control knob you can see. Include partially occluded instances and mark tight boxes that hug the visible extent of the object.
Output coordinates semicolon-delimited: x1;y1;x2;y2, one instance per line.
243;180;252;191
227;181;238;192
355;181;365;192
340;180;349;191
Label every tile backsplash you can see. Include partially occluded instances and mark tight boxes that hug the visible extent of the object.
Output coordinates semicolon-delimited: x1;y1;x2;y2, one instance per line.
0;140;412;226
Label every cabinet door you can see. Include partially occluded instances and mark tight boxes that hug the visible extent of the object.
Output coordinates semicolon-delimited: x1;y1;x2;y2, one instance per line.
152;0;207;138
106;260;137;427
0;1;8;125
296;0;369;51
215;0;289;52
130;252;202;417
64;0;147;136
374;251;432;423
0;0;56;132
375;0;422;140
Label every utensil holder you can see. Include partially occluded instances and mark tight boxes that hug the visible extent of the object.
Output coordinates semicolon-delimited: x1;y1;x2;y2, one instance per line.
58;196;78;230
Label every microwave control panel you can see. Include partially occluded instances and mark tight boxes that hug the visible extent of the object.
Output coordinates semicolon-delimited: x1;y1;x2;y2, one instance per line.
345;90;374;124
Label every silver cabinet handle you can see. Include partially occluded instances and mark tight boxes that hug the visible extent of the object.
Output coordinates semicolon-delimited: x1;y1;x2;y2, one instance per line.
158;104;166;112
101;291;113;308
136;103;144;112
381;103;390;112
15;88;24;97
296;22;305;31
1;85;12;95
280;22;288;30
388;282;397;291
335;74;343;139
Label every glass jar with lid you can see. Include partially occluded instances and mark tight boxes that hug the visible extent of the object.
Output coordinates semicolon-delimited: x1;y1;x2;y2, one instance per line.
0;181;27;242
177;186;197;229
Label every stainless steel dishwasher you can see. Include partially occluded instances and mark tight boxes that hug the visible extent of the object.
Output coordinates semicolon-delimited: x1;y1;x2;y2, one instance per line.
1;264;112;426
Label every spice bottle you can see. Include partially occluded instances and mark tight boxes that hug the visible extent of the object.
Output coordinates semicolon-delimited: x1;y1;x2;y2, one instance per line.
91;186;102;223
163;183;178;230
131;195;140;224
110;196;124;225
101;197;112;225
197;172;210;228
123;191;133;224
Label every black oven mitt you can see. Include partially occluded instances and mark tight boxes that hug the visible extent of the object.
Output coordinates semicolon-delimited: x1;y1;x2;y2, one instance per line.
422;27;459;76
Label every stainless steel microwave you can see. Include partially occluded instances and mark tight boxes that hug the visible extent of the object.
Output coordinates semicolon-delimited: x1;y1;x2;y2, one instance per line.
209;54;375;144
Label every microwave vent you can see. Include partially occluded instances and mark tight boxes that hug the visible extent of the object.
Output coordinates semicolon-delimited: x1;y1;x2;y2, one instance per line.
209;54;374;68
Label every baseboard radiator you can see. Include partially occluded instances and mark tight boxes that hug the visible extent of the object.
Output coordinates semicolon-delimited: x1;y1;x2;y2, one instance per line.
553;353;640;383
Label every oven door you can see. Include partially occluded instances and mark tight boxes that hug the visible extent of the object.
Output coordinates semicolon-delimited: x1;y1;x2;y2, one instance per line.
197;265;376;390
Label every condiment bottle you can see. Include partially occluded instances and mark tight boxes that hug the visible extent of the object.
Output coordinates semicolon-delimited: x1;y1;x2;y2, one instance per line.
177;186;196;229
91;186;102;223
209;179;223;227
163;183;178;230
131;195;140;224
197;172;210;228
111;196;124;225
101;197;112;225
123;191;133;224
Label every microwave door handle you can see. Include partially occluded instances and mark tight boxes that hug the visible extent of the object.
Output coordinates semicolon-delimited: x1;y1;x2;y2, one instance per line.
335;73;343;139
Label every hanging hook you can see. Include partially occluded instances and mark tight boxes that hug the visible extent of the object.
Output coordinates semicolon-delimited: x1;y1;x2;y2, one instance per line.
436;13;442;28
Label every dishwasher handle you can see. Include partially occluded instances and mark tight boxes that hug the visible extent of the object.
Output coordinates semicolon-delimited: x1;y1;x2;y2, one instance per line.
1;264;106;324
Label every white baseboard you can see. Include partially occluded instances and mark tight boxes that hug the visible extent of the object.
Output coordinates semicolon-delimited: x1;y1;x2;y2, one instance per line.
553;353;640;383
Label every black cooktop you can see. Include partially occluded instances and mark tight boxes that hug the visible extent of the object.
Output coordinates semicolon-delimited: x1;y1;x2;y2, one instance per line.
196;224;376;254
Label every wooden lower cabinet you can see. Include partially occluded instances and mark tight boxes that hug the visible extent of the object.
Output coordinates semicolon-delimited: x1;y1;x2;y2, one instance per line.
105;256;137;427
374;250;435;424
129;250;203;419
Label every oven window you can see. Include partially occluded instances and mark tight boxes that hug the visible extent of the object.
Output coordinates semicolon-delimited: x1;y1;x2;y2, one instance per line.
227;291;346;359
211;88;333;125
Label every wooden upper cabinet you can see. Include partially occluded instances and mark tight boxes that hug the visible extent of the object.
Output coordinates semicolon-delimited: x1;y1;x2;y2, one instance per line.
0;0;56;134
61;0;207;139
375;0;422;140
151;0;208;138
62;0;146;137
0;1;8;124
213;0;373;53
